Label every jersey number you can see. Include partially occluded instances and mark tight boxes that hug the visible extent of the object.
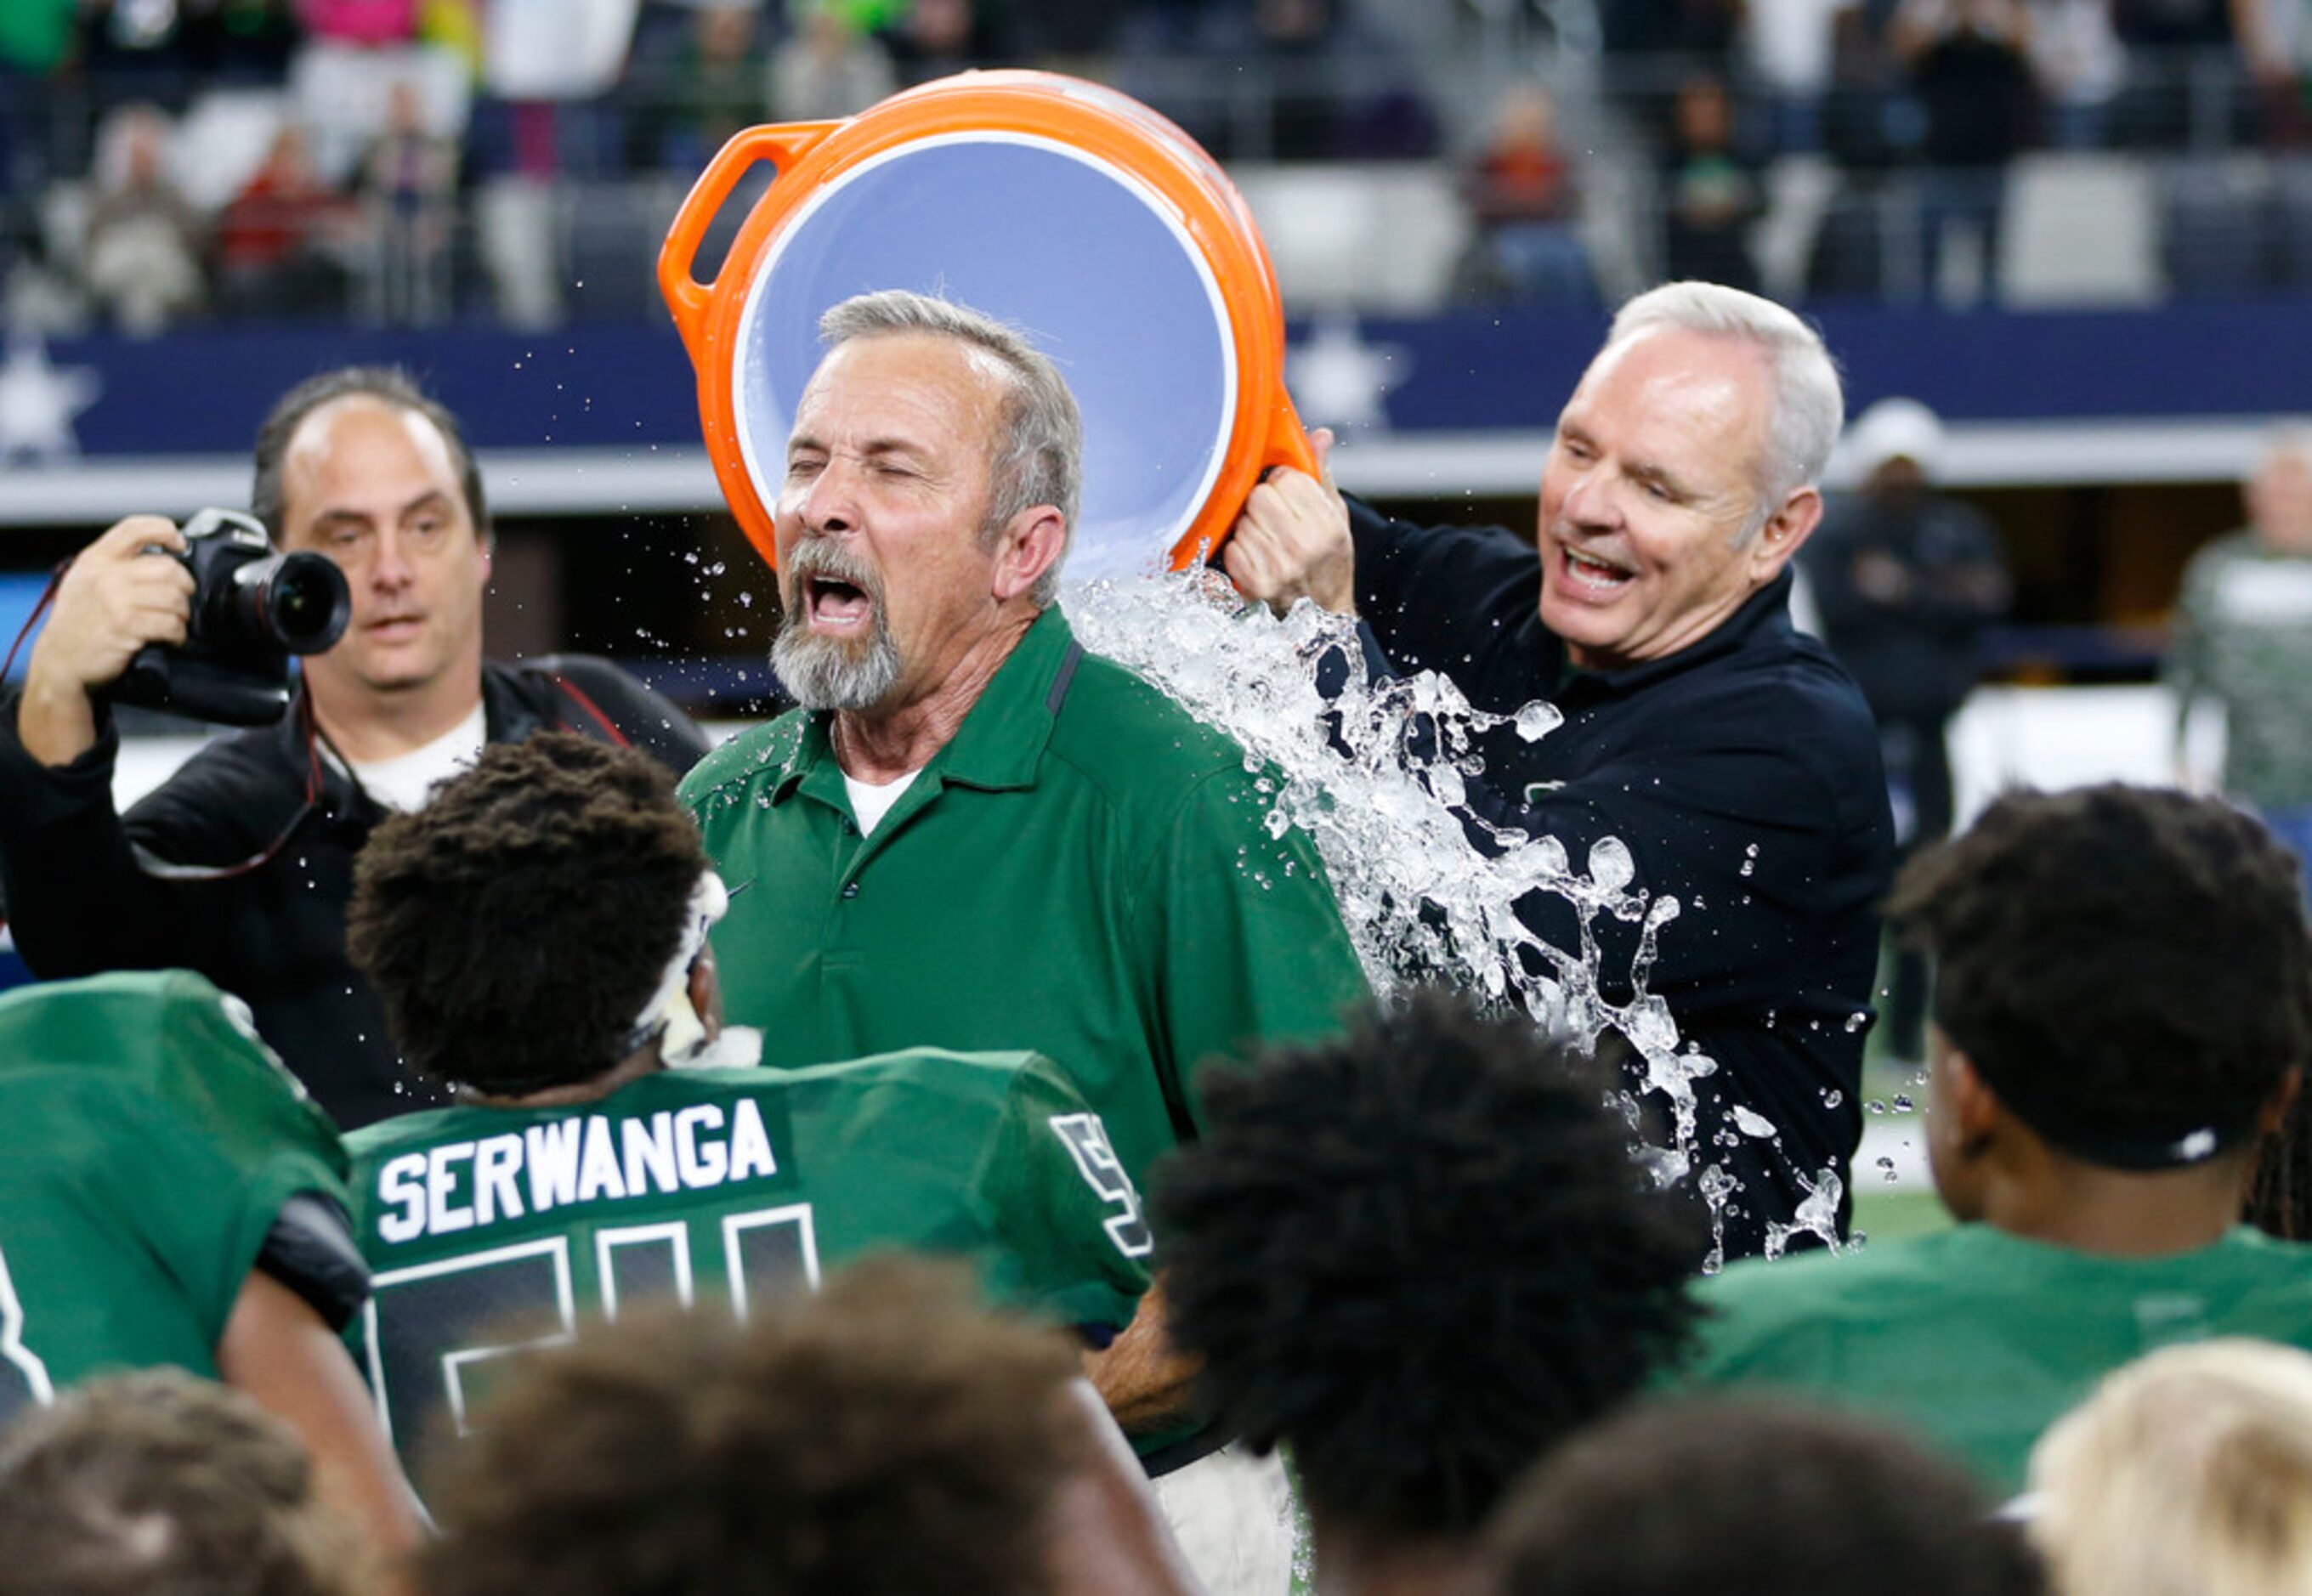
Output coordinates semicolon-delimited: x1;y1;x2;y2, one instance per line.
360;1204;818;1455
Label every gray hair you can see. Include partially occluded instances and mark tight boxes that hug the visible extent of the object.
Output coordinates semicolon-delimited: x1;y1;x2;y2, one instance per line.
819;291;1082;606
1606;282;1844;529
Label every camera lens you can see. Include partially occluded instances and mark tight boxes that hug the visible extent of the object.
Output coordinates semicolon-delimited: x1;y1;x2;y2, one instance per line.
263;552;353;654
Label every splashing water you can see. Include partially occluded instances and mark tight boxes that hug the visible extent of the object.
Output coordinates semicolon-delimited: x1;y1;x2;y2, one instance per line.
1064;573;1817;1265
1761;1166;1846;1260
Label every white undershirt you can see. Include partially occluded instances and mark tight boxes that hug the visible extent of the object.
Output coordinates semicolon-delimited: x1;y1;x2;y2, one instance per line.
336;703;488;812
843;767;922;835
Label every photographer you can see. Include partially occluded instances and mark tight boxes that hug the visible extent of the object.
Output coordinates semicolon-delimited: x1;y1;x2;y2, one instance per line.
0;368;711;1128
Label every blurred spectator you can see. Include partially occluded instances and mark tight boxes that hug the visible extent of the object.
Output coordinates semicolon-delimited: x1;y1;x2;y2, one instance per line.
0;1369;376;1596
298;0;419;46
1153;993;1701;1596
635;2;766;172
1454;80;1594;304
2025;0;2128;144
878;0;1012;85
0;0;74;73
2030;1339;2312;1596
81;102;208;336
1661;73;1764;291
359;80;458;323
216;123;354;318
1598;0;1743;58
419;1259;1199;1596
772;2;897;122
1682;784;2312;1494
1745;0;1856;150
1803;397;2010;1059
2166;426;2312;887
1490;1399;2045;1596
2237;0;2310;143
2113;0;2233;44
1895;0;2038;303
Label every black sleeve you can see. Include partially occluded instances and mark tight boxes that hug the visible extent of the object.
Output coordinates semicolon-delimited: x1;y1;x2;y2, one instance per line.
0;698;190;975
529;654;715;778
257;1191;370;1332
1347;496;1562;706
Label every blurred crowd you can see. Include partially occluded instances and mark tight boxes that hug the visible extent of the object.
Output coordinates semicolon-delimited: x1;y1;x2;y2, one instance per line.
3;0;2309;331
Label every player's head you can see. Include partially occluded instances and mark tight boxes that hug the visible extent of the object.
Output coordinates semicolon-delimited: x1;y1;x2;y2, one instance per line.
1151;989;1701;1582
419;1256;1087;1596
0;1368;366;1596
1886;784;2311;1220
2030;1338;2312;1596
1489;1397;2043;1596
348;734;713;1097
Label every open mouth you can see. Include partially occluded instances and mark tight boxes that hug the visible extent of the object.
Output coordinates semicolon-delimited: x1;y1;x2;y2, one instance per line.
805;574;874;632
1557;543;1636;596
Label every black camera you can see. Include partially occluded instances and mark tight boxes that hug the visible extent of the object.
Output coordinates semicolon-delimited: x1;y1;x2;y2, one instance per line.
112;508;353;727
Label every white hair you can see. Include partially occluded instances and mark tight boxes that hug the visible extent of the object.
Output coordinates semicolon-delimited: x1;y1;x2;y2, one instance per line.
1605;281;1844;519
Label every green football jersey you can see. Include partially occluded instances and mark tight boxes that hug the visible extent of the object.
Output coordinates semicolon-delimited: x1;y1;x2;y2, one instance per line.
1686;1223;2312;1492
0;970;353;1428
345;1048;1153;1470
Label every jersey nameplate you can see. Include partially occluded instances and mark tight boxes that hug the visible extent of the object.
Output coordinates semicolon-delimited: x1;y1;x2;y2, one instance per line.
372;1102;780;1244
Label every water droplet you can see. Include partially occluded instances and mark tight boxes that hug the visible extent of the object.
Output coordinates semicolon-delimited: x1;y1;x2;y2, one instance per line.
1820;1088;1844;1108
1513;700;1562;742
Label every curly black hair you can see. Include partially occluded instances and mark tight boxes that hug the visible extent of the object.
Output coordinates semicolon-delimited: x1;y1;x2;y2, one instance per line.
347;734;707;1096
420;1257;1083;1596
1150;988;1703;1542
1490;1397;2044;1596
1888;784;2312;1163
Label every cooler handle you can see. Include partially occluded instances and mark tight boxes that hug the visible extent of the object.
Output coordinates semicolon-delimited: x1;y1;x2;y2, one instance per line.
658;122;841;366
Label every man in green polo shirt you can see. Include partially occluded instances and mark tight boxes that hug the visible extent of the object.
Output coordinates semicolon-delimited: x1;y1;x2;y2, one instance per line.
681;288;1368;1416
1682;784;2312;1493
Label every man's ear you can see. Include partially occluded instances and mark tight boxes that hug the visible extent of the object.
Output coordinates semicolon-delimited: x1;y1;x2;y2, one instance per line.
687;945;724;1041
1942;1045;2004;1152
1748;486;1823;582
991;506;1067;603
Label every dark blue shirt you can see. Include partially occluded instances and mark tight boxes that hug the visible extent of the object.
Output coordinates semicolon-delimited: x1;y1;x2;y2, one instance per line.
1351;499;1896;1260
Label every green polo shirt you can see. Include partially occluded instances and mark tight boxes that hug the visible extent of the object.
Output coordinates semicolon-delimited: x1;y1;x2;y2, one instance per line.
681;604;1370;1192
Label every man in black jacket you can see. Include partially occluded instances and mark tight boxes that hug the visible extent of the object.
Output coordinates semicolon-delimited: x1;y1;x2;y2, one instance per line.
0;367;711;1129
1226;282;1893;1261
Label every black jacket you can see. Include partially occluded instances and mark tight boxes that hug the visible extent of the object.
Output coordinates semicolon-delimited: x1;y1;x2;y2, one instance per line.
1351;500;1896;1260
0;657;711;1129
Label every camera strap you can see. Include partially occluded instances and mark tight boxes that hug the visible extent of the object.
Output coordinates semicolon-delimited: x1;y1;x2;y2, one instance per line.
0;560;70;685
130;691;328;884
544;671;632;749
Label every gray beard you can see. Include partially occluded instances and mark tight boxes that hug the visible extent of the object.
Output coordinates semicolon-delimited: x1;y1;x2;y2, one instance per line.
772;617;903;711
